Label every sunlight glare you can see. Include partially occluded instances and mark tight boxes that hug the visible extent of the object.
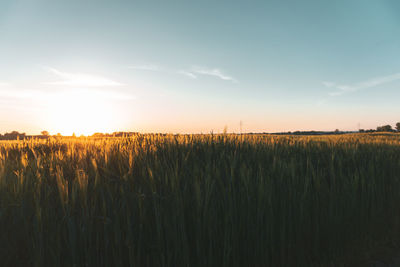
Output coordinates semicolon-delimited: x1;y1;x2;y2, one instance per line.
44;89;121;136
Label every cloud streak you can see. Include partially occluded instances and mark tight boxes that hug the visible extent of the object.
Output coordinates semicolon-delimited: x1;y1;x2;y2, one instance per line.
128;63;237;82
0;74;134;102
177;70;197;79
324;72;400;96
192;67;237;83
44;68;123;87
128;64;160;71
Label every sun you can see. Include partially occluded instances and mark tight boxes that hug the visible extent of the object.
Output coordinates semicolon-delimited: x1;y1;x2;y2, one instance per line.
44;89;119;136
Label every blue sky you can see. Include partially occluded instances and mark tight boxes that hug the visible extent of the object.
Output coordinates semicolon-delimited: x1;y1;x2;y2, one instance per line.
0;0;400;134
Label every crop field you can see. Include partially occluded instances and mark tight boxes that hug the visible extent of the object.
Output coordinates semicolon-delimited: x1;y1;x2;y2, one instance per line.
0;133;400;267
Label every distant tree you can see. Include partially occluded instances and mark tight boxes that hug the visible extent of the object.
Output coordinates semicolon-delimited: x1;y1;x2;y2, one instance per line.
41;131;49;136
334;129;340;133
396;122;400;132
4;131;25;140
92;133;104;137
376;125;393;132
359;129;365;133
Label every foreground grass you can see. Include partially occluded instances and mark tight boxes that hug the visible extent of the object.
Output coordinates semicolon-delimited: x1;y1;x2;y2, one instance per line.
0;133;400;266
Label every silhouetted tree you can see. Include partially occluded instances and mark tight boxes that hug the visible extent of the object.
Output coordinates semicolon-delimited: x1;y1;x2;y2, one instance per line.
376;125;393;132
4;131;25;140
41;131;49;136
396;122;400;132
92;133;105;137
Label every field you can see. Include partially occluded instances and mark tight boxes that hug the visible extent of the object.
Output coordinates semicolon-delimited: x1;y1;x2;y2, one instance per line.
0;133;400;266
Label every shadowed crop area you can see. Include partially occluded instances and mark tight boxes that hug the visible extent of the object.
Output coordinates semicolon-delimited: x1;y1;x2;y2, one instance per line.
0;134;400;267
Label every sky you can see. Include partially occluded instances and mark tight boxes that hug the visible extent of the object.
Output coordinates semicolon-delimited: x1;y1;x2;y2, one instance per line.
0;0;400;135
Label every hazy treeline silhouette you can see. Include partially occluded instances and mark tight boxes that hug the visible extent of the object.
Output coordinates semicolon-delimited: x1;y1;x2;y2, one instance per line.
360;122;400;133
0;131;140;140
0;131;26;140
0;123;398;140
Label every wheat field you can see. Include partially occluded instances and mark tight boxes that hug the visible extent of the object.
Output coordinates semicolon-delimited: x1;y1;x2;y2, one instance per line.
0;133;400;266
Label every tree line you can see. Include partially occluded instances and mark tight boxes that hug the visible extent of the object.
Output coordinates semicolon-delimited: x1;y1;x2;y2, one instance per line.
0;124;399;140
0;131;140;140
359;122;400;133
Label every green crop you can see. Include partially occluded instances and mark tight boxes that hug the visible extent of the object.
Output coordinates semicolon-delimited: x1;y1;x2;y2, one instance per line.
0;133;399;267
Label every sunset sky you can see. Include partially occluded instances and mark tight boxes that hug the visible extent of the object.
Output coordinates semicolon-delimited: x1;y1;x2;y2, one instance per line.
1;0;400;135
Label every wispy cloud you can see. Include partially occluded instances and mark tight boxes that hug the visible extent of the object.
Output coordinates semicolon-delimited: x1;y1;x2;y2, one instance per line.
192;67;237;83
44;68;123;87
128;64;160;71
324;72;400;96
177;70;197;79
128;63;238;82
